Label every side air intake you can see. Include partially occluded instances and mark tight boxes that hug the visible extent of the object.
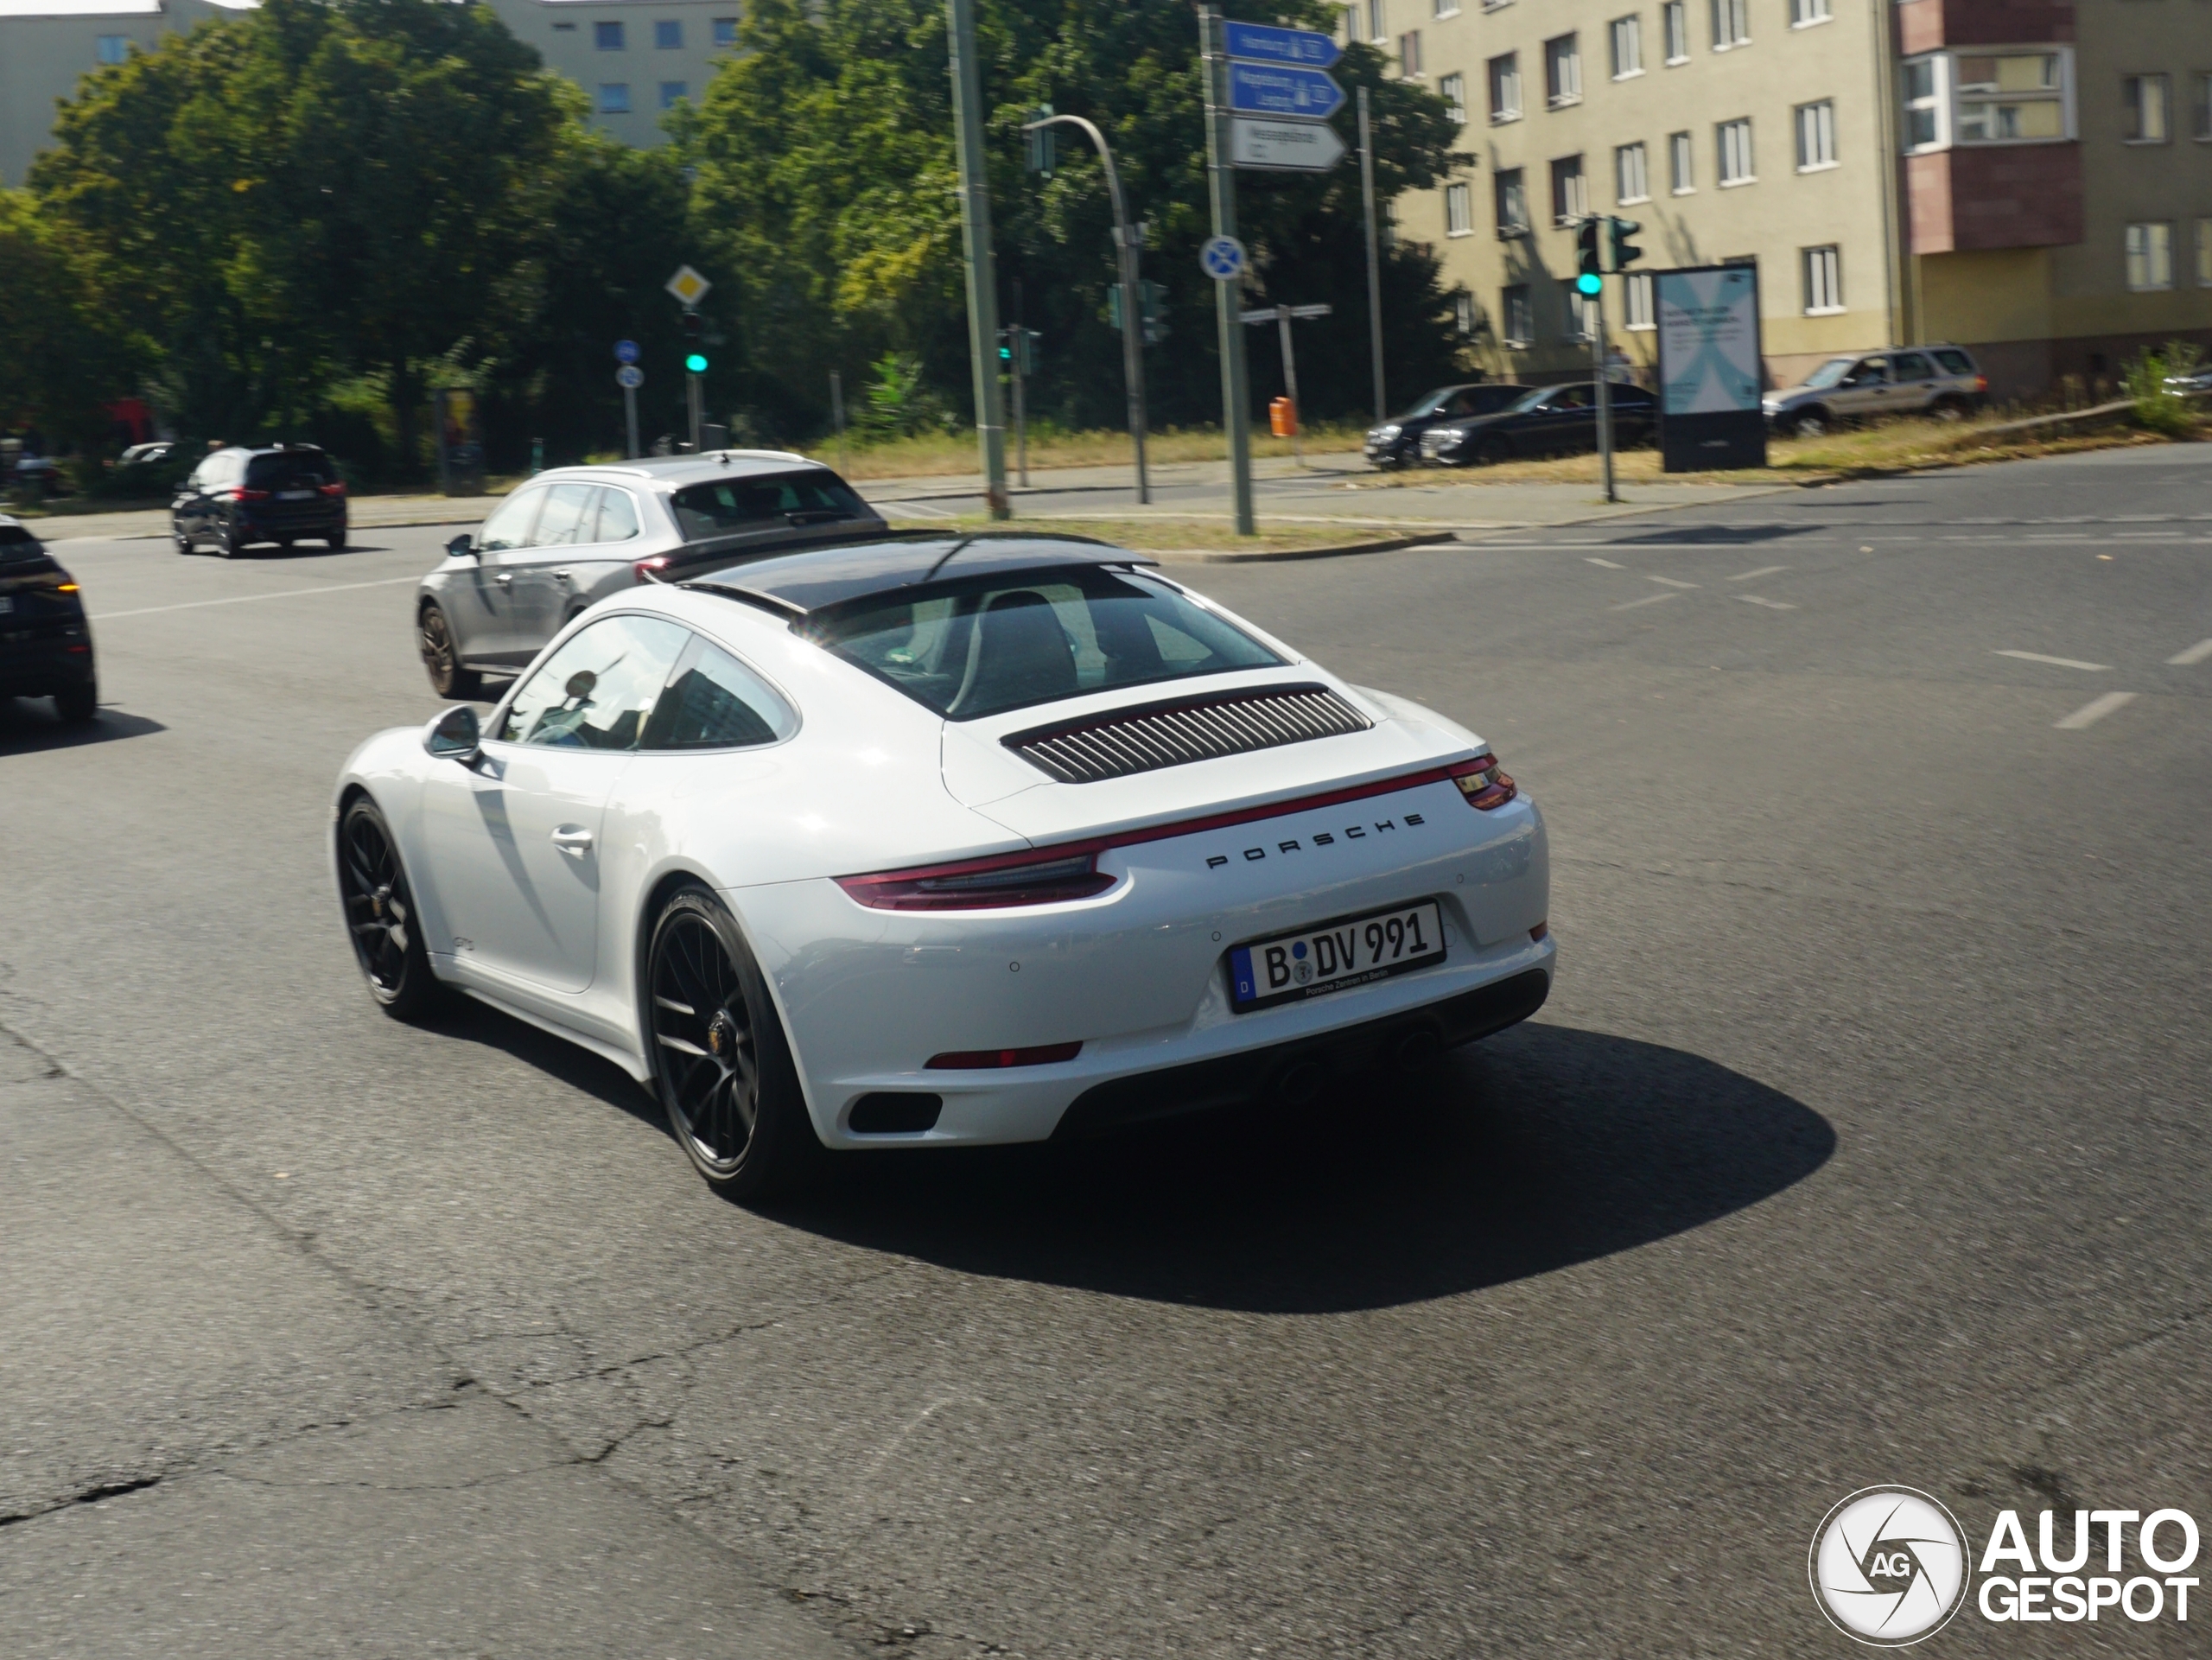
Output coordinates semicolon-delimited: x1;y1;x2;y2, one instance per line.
1004;684;1372;785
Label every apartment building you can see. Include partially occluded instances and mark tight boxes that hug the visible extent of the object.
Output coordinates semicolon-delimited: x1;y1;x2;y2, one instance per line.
1365;0;2212;397
0;0;738;188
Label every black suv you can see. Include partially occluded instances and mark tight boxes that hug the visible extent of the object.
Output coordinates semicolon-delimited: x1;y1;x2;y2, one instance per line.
0;516;97;722
173;443;348;556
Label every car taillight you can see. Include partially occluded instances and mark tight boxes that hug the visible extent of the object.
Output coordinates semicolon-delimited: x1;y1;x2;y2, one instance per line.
926;1041;1083;1070
634;556;671;582
317;480;346;497
55;582;79;594
1974;374;1987;393
1448;753;1517;811
836;848;1114;911
229;487;271;501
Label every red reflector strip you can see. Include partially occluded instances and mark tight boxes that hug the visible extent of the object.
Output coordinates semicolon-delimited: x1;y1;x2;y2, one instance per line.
926;1041;1082;1070
1529;921;1548;942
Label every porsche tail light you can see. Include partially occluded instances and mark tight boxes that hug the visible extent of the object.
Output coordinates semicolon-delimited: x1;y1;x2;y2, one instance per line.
633;556;672;582
926;1041;1083;1070
316;480;346;497
836;849;1113;911
1448;753;1517;811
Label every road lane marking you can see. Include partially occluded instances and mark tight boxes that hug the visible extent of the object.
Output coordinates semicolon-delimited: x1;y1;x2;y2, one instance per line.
1584;556;1625;569
2055;692;2136;730
1728;565;1789;582
2167;639;2212;666
89;575;421;620
1611;591;1680;611
1993;650;2111;672
1737;595;1797;609
1644;575;1699;588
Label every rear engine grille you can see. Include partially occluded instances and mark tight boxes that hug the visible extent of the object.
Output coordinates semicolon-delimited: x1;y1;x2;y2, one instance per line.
1005;684;1372;784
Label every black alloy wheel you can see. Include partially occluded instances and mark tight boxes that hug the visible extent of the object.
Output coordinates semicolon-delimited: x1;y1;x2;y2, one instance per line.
645;887;820;1199
218;519;243;558
337;795;445;1020
417;602;482;700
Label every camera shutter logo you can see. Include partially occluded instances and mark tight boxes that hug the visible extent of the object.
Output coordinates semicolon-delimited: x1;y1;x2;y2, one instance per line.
1810;1487;1970;1645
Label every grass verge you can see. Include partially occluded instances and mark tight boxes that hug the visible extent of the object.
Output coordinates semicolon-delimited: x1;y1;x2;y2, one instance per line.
795;423;1373;480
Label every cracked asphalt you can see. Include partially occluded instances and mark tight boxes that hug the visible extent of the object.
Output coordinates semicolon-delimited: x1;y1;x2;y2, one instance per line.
3;442;2209;1657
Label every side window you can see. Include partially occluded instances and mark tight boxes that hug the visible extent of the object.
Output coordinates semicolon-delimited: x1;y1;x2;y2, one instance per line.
594;487;641;543
641;635;798;749
1931;348;1974;376
479;486;547;552
1891;352;1936;381
530;482;598;547
496;614;688;749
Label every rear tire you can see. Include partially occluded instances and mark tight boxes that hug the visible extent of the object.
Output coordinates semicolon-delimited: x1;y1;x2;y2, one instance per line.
54;682;98;724
1787;410;1828;439
336;794;447;1021
326;531;349;550
218;521;242;558
172;527;192;555
417;602;482;700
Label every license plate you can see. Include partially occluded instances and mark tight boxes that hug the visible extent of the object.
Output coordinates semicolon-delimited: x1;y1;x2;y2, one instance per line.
277;489;315;500
1229;900;1446;1013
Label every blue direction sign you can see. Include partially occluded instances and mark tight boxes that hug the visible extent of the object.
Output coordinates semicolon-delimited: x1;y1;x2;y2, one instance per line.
1227;61;1345;122
613;339;640;365
1224;21;1340;69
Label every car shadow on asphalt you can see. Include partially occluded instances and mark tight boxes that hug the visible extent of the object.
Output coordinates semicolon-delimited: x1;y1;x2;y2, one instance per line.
0;702;168;754
768;1020;1834;1314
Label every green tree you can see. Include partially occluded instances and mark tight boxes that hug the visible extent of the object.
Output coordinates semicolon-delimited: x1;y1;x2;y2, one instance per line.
0;188;140;451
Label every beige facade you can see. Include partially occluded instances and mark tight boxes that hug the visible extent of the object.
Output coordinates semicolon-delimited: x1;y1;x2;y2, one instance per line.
1365;0;2212;398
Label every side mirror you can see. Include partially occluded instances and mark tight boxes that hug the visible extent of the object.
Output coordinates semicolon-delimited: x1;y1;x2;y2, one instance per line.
446;532;478;559
423;703;481;764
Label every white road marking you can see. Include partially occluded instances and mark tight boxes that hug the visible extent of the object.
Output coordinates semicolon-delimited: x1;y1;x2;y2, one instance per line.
1728;564;1789;582
2055;691;2137;730
1584;556;1625;569
1611;591;1680;611
1993;650;2111;672
89;574;422;621
1737;595;1798;610
1645;575;1699;588
2166;638;2212;666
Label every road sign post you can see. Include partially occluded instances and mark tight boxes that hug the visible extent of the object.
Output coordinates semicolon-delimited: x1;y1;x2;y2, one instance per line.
665;270;713;454
1227;118;1346;170
615;362;645;459
1241;303;1332;467
1227;62;1346;121
1358;86;1385;424
830;369;848;477
1222;19;1342;67
1200;5;1255;537
948;0;1009;519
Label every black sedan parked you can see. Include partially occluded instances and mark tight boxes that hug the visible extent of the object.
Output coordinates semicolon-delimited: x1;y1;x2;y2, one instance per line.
173;442;348;556
0;516;97;722
1363;383;1534;468
1420;381;1658;466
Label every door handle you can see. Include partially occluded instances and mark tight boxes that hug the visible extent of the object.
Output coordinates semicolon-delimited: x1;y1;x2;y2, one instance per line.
552;569;570;582
550;826;594;855
496;570;514;585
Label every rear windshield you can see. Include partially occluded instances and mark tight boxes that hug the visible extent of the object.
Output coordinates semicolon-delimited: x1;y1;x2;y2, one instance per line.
245;451;336;489
671;471;871;541
804;566;1284;722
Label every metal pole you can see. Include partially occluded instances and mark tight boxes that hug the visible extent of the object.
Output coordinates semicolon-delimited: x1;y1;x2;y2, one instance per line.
947;0;1009;518
1026;112;1150;506
1276;308;1304;468
623;385;640;460
830;370;847;475
1200;4;1255;536
1358;86;1386;425
686;369;703;453
1590;257;1618;504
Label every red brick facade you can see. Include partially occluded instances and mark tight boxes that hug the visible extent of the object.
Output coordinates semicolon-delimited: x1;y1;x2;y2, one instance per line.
1906;145;2084;251
1896;0;2075;56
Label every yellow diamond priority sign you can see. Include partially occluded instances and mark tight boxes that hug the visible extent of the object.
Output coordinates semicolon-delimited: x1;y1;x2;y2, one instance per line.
664;264;712;308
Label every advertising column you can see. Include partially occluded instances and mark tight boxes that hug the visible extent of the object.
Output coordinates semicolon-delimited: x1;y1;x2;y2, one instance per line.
1655;265;1767;472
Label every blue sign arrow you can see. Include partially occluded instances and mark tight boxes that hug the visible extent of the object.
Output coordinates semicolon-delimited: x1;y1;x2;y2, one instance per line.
1224;21;1341;69
1228;62;1345;122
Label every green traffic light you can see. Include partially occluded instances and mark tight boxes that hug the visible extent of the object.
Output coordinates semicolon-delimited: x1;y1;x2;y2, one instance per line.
684;353;708;373
1576;273;1602;296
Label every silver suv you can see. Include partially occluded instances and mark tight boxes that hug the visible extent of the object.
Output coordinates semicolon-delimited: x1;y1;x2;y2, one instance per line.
416;452;882;698
1764;345;1986;437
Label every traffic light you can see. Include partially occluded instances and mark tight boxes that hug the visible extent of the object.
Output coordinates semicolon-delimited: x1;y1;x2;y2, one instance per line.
1574;219;1603;296
1025;105;1055;176
1609;216;1644;271
681;310;707;374
998;327;1014;363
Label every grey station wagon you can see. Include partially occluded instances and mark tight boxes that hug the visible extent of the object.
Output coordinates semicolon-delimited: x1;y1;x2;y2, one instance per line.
416;452;883;699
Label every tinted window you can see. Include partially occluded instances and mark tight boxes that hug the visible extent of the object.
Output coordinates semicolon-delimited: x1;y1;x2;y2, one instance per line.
1801;356;1856;390
1468;385;1529;413
807;567;1283;721
1891;353;1936;381
594;487;640;542
1611;385;1656;406
498;614;688;749
671;471;870;540
531;482;598;547
479;486;546;552
1846;359;1889;385
641;636;796;749
1931;348;1974;376
244;451;335;489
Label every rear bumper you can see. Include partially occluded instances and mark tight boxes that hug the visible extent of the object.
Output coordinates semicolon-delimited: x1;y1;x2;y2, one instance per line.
0;638;95;696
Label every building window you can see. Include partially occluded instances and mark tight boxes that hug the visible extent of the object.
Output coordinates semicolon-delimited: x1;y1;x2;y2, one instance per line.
1400;30;1423;75
1611;15;1643;78
594;21;625;50
1446;181;1474;235
1559;282;1597;340
1454;292;1478;335
1624;270;1656;330
654;19;683;48
713;16;739;48
1440;73;1466;124
1489;53;1522;121
1551;155;1587;224
94;34;128;64
1906;52;2073;151
2195;73;2211;141
2124;74;2171;143
1796;100;1836;169
1495;169;1529;235
1502;284;1533;347
2197;219;2212;286
1345;2;1363;41
1901;56;1943;149
2126;222;2173;290
1802;245;1843;313
1710;0;1748;49
1434;0;1460;16
1546;35;1582;105
1790;0;1829;24
596;82;632;113
659;80;689;107
1717;117;1754;183
1616;141;1649;203
1370;0;1387;40
1669;129;1694;192
1662;0;1688;63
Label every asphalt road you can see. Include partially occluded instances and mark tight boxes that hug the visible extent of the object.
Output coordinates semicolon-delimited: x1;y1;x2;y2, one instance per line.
3;443;2209;1657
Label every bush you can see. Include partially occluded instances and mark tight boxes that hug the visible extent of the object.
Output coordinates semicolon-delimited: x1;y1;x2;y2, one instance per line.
2124;340;2207;437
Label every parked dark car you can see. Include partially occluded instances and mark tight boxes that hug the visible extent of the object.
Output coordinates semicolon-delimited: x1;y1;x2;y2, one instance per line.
1363;383;1535;467
0;516;97;722
173;443;348;556
1420;382;1659;466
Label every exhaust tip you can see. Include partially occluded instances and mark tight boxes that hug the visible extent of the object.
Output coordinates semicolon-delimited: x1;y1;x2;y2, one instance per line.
1274;1059;1325;1108
1391;1026;1443;1074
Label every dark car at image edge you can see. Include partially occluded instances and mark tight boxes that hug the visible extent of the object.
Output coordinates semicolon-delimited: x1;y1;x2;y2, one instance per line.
0;516;98;722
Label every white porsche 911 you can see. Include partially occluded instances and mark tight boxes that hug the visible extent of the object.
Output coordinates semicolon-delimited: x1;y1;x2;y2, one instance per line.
334;534;1553;1196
